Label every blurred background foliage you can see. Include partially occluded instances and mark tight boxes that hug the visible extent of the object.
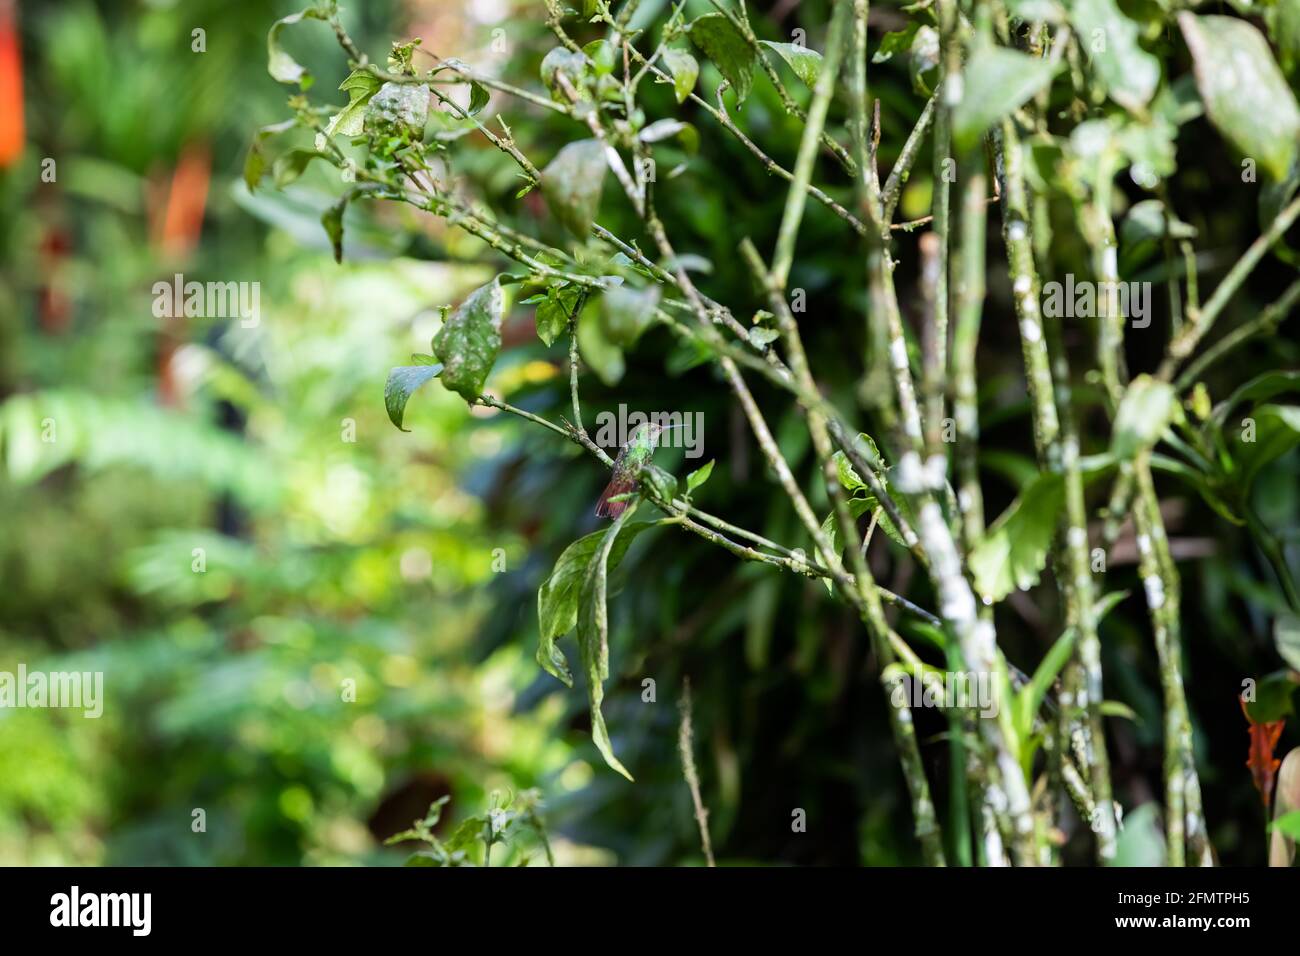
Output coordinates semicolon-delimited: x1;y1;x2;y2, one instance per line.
1;0;1297;866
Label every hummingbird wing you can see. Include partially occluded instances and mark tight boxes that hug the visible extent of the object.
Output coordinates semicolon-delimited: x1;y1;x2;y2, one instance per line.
596;473;638;518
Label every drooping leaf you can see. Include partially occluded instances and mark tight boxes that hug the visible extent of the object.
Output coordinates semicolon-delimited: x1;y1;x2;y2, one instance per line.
687;13;758;103
537;521;654;685
601;284;660;347
759;40;823;88
384;364;443;432
952;42;1057;154
1072;0;1160;113
321;193;348;263
577;502;642;780
685;459;715;494
243;119;297;192
541;139;607;238
577;304;625;386
1179;13;1300;182
267;5;329;86
271;149;324;188
661;48;699;104
1111;374;1178;460
467;80;490;115
968;472;1066;602
432;278;505;402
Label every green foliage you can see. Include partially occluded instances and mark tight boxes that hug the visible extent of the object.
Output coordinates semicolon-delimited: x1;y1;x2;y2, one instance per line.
1180;13;1300;181
687;13;757;103
760;41;823;89
1111;375;1179;460
577;503;642;780
384;364;443;432
952;42;1056;154
541;140;607;238
432;278;505;403
968;473;1065;603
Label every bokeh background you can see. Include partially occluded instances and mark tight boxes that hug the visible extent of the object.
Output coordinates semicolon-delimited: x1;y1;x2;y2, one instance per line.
2;0;1298;866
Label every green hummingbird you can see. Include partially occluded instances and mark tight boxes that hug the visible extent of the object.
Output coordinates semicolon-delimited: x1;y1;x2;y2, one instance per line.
596;422;673;518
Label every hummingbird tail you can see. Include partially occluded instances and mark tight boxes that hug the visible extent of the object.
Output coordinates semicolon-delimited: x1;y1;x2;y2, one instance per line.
596;474;637;518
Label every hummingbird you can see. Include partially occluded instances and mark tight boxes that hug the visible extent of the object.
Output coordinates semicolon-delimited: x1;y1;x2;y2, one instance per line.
595;422;675;518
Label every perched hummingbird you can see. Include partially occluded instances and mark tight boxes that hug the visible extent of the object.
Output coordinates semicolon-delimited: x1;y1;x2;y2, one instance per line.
596;422;670;519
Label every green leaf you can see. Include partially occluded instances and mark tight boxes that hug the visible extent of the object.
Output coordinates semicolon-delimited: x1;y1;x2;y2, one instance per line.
583;39;616;76
432;278;505;402
540;47;589;101
688;13;758;103
1111;374;1178;460
1211;370;1300;428
1271;810;1300;840
536;520;653;687
759;40;823;88
577;503;642;780
541;139;607;238
325;70;382;138
1236;404;1300;488
872;24;920;64
1100;700;1138;721
321;194;348;264
1277;613;1300;673
384;364;443;432
818;498;876;588
468;80;490;115
638;119;699;153
243;120;297;192
1108;803;1166;866
1244;669;1297;723
1271;0;1300;76
1016;627;1077;739
577;305;625;386
601;285;660;347
267;5;329;86
639;463;677;503
952;42;1057;154
661;48;699;104
832;448;867;494
271;149;324;188
1179;13;1300;182
534;283;580;347
968;472;1066;603
1072;0;1160;113
685;459;715;494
